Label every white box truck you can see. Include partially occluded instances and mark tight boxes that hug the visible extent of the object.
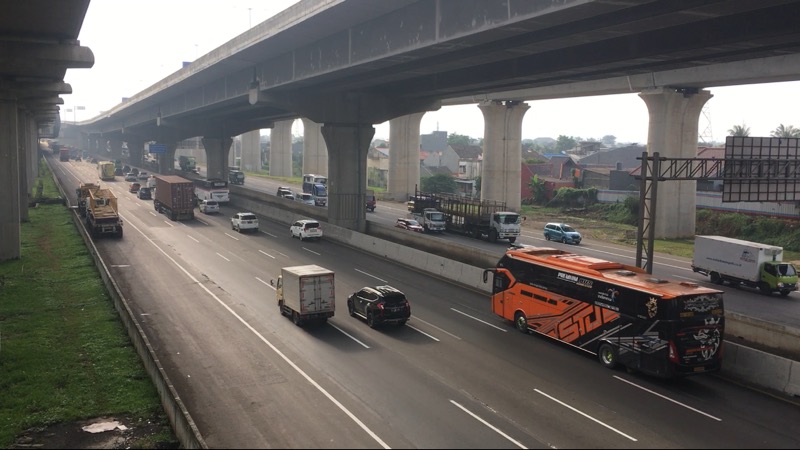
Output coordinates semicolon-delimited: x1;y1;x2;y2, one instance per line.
272;265;335;326
691;235;798;296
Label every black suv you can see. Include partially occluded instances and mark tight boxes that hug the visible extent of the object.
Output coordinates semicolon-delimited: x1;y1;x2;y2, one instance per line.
347;286;411;328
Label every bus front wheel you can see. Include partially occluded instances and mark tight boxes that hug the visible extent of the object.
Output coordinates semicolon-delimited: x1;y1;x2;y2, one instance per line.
598;343;618;369
514;312;528;334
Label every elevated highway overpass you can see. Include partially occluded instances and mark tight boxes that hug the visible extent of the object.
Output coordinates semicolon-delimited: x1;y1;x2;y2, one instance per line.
4;0;800;261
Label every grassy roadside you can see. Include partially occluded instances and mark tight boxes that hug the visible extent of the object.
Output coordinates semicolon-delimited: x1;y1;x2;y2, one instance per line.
0;160;177;448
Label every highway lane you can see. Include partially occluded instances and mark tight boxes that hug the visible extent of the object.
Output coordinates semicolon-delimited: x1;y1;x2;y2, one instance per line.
232;172;800;331
49;156;800;448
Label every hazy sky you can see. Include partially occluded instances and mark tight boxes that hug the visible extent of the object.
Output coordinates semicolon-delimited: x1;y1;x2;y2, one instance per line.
63;0;800;145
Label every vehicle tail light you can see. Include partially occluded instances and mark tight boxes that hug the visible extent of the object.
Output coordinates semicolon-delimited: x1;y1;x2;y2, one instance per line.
668;340;679;363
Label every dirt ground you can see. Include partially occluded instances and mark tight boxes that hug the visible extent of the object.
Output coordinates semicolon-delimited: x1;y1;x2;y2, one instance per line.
8;416;178;449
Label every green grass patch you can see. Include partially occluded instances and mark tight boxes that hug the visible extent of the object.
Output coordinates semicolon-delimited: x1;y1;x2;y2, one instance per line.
0;161;176;448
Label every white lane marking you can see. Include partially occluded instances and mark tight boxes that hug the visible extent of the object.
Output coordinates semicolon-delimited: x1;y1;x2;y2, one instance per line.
163;221;174;227
149;211;157;217
411;316;462;340
195;218;208;226
450;400;527;449
110;264;130;268
216;253;230;262
329;323;371;349
451;308;507;332
534;388;637;442
225;233;240;240
259;249;276;259
256;277;273;287
188;235;200;243
122;218;390;448
274;250;289;258
406;324;439;341
261;230;278;237
355;268;388;283
612;376;721;421
303;247;321;255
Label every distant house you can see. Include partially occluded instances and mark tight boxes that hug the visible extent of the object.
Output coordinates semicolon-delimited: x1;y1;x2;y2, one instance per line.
577;144;646;170
367;146;389;188
450;144;482;180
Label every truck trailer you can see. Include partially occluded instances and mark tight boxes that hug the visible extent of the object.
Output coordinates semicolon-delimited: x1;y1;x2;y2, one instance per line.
153;175;195;221
691;235;798;296
85;188;123;238
76;182;100;217
178;155;197;173
98;161;116;181
273;265;335;326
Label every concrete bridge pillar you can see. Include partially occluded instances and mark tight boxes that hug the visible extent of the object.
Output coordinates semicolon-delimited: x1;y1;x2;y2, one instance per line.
109;138;124;160
640;88;712;239
479;100;530;211
321;124;375;232
269;120;293;177
387;112;424;202
156;141;178;175
202;137;233;180
17;110;31;222
0;96;21;261
125;138;144;169
241;130;261;172
301;118;328;176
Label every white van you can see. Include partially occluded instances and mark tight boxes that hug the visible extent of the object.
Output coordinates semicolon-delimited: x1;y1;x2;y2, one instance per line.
295;193;315;206
199;199;219;214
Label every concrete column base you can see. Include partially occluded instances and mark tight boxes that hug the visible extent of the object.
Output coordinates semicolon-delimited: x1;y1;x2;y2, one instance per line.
202;137;233;180
479;101;529;211
387;112;424;202
269;120;293;177
301;118;328;176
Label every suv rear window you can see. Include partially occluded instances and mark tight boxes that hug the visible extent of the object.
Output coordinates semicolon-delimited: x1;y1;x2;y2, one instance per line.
381;293;407;304
304;222;319;229
205;201;218;206
241;214;257;220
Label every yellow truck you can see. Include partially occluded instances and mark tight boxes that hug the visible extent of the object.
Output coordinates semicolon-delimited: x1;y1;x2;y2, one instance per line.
75;182;100;217
98;161;116;181
85;188;123;238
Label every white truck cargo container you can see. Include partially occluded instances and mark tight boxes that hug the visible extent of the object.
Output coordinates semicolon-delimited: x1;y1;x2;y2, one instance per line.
691;235;798;296
272;265;335;326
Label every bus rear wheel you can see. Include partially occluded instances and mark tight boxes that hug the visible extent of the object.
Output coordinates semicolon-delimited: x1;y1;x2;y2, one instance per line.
514;312;528;334
598;343;618;369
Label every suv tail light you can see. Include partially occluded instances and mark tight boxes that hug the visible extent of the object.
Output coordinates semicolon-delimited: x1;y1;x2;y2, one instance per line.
668;340;679;363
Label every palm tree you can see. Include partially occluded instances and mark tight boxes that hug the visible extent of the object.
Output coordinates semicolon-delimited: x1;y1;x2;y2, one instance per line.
770;124;800;138
727;123;750;137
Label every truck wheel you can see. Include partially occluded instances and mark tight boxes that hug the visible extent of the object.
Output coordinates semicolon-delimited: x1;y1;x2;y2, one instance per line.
758;282;772;295
710;272;723;284
278;300;285;316
514;312;528;334
292;311;303;327
473;228;481;240
780;290;791;297
508;237;516;243
598;343;618;369
489;229;498;243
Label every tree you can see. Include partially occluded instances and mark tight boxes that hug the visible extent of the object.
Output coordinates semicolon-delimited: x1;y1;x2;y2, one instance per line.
601;135;617;147
528;174;547;205
771;124;800;138
447;133;473;146
727;123;750;137
555;135;578;152
420;173;457;193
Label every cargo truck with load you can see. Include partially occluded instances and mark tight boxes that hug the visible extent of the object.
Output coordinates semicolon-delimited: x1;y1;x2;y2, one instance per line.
153;175;196;221
59;147;70;161
76;182;100;217
302;174;328;207
407;192;446;233
271;265;335;326
411;188;523;242
85;187;123;238
98;161;116;181
178;155;197;173
691;235;798;296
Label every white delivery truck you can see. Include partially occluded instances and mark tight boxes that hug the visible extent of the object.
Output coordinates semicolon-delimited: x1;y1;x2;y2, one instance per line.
272;265;335;326
691;235;798;296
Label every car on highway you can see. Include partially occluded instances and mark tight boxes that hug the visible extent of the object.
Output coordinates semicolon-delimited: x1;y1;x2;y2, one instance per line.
136;186;152;200
199;199;219;214
124;172;137;182
231;212;258;233
395;217;424;233
347;285;411;328
295;193;315;206
137;171;149;181
129;182;141;193
276;186;293;198
543;222;582;245
290;219;322;241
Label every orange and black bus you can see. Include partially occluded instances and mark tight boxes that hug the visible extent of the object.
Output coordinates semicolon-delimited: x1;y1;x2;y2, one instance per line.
483;246;724;378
